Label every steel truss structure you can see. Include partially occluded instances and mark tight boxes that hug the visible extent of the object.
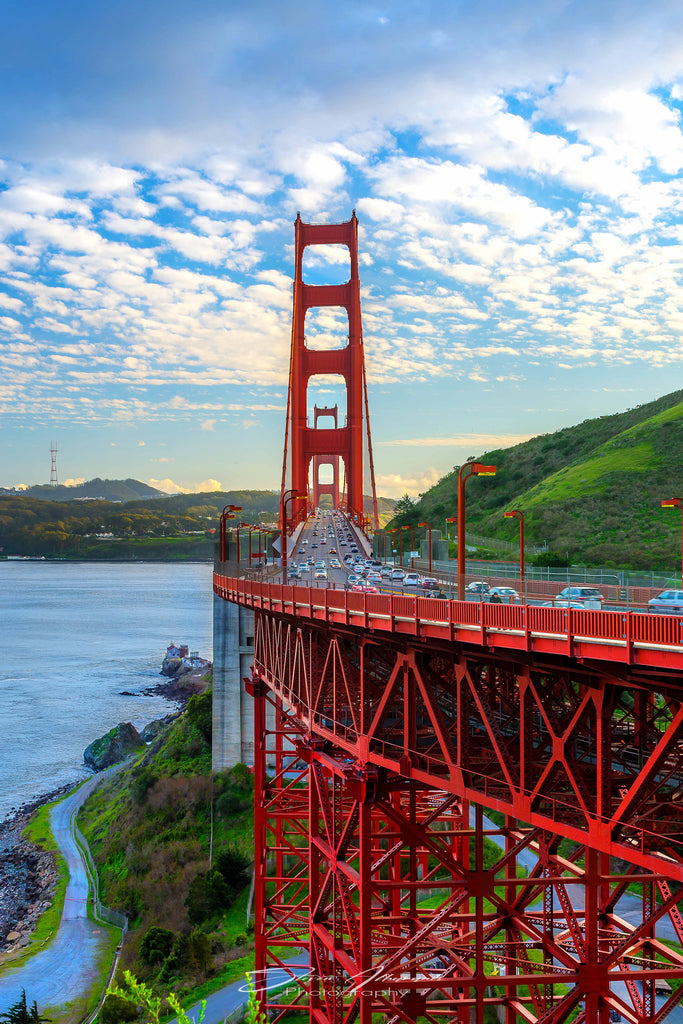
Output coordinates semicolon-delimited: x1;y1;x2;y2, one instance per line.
243;602;683;1024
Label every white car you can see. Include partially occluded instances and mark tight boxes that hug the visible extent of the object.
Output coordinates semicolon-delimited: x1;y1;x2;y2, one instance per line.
391;568;405;580
403;573;420;586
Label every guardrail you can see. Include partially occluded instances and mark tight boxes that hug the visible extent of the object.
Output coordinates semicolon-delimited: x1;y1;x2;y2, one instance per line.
214;574;683;673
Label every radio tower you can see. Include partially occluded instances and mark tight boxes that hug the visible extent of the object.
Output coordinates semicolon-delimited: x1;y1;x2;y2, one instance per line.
50;441;59;487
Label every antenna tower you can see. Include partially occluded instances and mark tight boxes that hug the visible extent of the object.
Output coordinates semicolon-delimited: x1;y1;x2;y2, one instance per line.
50;441;59;487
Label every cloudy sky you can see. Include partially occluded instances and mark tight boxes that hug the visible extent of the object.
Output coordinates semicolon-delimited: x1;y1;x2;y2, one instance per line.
2;0;683;497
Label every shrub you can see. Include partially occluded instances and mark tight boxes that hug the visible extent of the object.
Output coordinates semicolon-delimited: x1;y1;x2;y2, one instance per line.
131;766;157;805
185;868;231;925
140;925;175;966
187;691;212;742
215;847;251;891
100;993;138;1024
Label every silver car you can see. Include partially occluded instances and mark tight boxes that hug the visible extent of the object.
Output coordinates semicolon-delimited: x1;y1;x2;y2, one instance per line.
648;590;683;614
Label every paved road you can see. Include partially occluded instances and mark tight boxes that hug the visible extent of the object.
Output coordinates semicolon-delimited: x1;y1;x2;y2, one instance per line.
0;765;124;1015
176;965;310;1024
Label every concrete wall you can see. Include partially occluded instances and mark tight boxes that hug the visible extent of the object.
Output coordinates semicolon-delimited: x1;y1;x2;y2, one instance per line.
212;590;256;770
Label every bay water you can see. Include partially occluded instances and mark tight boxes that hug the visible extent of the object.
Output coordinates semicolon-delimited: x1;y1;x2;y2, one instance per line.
0;561;214;819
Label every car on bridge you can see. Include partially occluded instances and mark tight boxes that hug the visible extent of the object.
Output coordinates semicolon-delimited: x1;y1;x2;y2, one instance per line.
315;569;327;580
421;578;439;588
391;568;405;581
352;583;379;593
466;581;490;594
648;590;683;614
556;586;604;606
403;573;421;586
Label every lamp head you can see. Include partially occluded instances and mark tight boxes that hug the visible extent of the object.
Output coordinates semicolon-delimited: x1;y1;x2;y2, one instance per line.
472;462;497;476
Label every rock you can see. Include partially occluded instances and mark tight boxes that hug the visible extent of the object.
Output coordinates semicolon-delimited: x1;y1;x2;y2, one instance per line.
84;722;145;771
141;717;173;742
6;931;20;942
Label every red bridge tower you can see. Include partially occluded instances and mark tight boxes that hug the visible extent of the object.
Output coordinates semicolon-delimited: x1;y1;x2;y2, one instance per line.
281;212;378;528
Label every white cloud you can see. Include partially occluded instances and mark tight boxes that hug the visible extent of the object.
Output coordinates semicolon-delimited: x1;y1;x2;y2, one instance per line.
148;476;222;493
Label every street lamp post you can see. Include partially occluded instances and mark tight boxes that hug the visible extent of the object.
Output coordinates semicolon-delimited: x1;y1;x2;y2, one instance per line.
661;498;683;585
281;490;306;574
503;509;525;587
457;460;497;599
418;522;432;573
219;504;242;562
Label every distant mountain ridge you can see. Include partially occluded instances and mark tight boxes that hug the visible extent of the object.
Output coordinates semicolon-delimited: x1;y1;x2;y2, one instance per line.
19;478;165;503
388;389;683;571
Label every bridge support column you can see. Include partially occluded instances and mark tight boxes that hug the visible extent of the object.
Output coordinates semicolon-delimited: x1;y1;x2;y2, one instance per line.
212;591;256;769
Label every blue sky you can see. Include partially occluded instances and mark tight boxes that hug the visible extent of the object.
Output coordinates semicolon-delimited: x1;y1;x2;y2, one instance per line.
3;0;683;497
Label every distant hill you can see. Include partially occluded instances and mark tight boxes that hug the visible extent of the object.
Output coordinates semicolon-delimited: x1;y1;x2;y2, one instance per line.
22;478;165;503
387;389;683;571
0;485;396;559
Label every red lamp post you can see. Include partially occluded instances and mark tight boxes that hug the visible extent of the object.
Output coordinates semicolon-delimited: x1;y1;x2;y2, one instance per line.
418;522;432;573
661;498;683;584
503;509;525;586
457;460;497;599
281;490;306;574
219;504;242;562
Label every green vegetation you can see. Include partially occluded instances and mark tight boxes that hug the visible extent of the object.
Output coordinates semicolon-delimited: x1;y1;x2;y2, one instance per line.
78;688;256;999
387;388;683;570
0;483;394;560
0;488;279;560
0;989;51;1024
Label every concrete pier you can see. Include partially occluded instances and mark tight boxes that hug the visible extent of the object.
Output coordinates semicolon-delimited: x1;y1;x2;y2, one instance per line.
212;575;256;770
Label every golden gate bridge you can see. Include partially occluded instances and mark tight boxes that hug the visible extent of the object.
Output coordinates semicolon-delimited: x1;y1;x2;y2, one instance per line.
214;214;683;1024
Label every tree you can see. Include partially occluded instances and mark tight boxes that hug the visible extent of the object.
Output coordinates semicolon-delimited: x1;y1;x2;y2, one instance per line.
185;868;231;925
215;846;251;892
140;925;174;965
0;990;50;1024
188;927;213;977
244;974;267;1024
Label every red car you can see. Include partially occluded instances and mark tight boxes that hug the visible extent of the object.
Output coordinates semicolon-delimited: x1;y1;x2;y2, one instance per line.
352;583;379;593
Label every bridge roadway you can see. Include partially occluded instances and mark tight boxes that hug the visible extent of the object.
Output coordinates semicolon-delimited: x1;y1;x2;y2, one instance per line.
217;509;683;1024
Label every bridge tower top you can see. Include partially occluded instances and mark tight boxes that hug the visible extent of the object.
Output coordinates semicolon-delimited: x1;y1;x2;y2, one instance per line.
280;212;378;530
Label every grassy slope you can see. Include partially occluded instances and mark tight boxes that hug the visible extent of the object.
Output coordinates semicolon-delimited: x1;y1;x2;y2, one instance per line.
391;389;683;569
78;694;255;1001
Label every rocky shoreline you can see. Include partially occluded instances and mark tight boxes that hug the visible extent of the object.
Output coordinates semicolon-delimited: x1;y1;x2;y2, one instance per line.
0;786;70;957
0;662;211;957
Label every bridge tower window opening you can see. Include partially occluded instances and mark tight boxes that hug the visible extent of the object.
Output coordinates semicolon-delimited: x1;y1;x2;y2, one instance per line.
301;242;351;287
304;305;349;351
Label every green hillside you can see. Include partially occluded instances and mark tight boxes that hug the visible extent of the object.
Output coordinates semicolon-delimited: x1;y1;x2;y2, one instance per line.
388;389;683;571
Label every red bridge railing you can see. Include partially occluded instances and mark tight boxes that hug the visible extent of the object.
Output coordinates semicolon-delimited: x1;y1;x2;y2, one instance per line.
214;573;683;673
